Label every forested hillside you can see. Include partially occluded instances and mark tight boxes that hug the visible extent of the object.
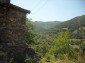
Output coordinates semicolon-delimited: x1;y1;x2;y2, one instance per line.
27;15;85;63
49;15;85;39
24;15;85;63
31;21;61;32
51;15;85;32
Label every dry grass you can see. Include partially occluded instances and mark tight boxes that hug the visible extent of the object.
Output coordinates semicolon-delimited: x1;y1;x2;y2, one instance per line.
39;54;85;63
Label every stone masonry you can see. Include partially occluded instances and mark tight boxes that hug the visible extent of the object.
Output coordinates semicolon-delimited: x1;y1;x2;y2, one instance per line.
0;0;30;63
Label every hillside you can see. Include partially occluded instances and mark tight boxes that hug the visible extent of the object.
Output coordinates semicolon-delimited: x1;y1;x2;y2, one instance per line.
49;15;85;39
31;21;61;32
52;15;85;31
26;15;85;63
32;15;85;63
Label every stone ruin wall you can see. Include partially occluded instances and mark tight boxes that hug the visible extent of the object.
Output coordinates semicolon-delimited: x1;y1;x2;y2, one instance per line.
0;0;10;3
0;4;27;62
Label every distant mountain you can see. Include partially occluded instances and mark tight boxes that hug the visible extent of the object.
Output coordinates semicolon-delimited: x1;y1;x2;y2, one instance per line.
52;15;85;31
31;21;61;32
50;15;85;39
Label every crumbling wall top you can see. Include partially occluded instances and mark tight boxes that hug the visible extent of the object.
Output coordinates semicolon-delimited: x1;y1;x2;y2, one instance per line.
0;0;10;4
0;0;30;14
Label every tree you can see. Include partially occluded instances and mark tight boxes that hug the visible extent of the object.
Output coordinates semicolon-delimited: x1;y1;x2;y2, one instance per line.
50;31;78;59
25;18;35;45
25;18;41;63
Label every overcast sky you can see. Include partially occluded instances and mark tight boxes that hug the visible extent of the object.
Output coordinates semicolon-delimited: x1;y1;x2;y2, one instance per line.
11;0;85;22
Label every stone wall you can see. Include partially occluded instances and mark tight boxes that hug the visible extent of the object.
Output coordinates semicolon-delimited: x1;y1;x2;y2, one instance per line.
0;0;10;3
0;4;27;63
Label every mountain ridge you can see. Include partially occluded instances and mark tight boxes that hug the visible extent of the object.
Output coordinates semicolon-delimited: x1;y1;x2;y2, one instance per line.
31;21;61;32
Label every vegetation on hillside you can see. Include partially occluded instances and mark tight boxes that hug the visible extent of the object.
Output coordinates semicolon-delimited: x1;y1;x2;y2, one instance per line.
25;15;85;63
31;21;61;32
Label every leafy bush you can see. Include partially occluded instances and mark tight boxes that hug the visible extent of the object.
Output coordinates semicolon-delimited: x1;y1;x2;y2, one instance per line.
52;31;78;59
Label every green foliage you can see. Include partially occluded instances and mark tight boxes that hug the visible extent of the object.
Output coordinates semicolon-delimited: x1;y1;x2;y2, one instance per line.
49;32;68;54
26;18;34;30
25;53;39;63
33;33;54;57
25;18;41;63
79;44;85;55
54;32;68;47
36;42;51;57
24;15;85;62
25;18;35;45
51;31;78;59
